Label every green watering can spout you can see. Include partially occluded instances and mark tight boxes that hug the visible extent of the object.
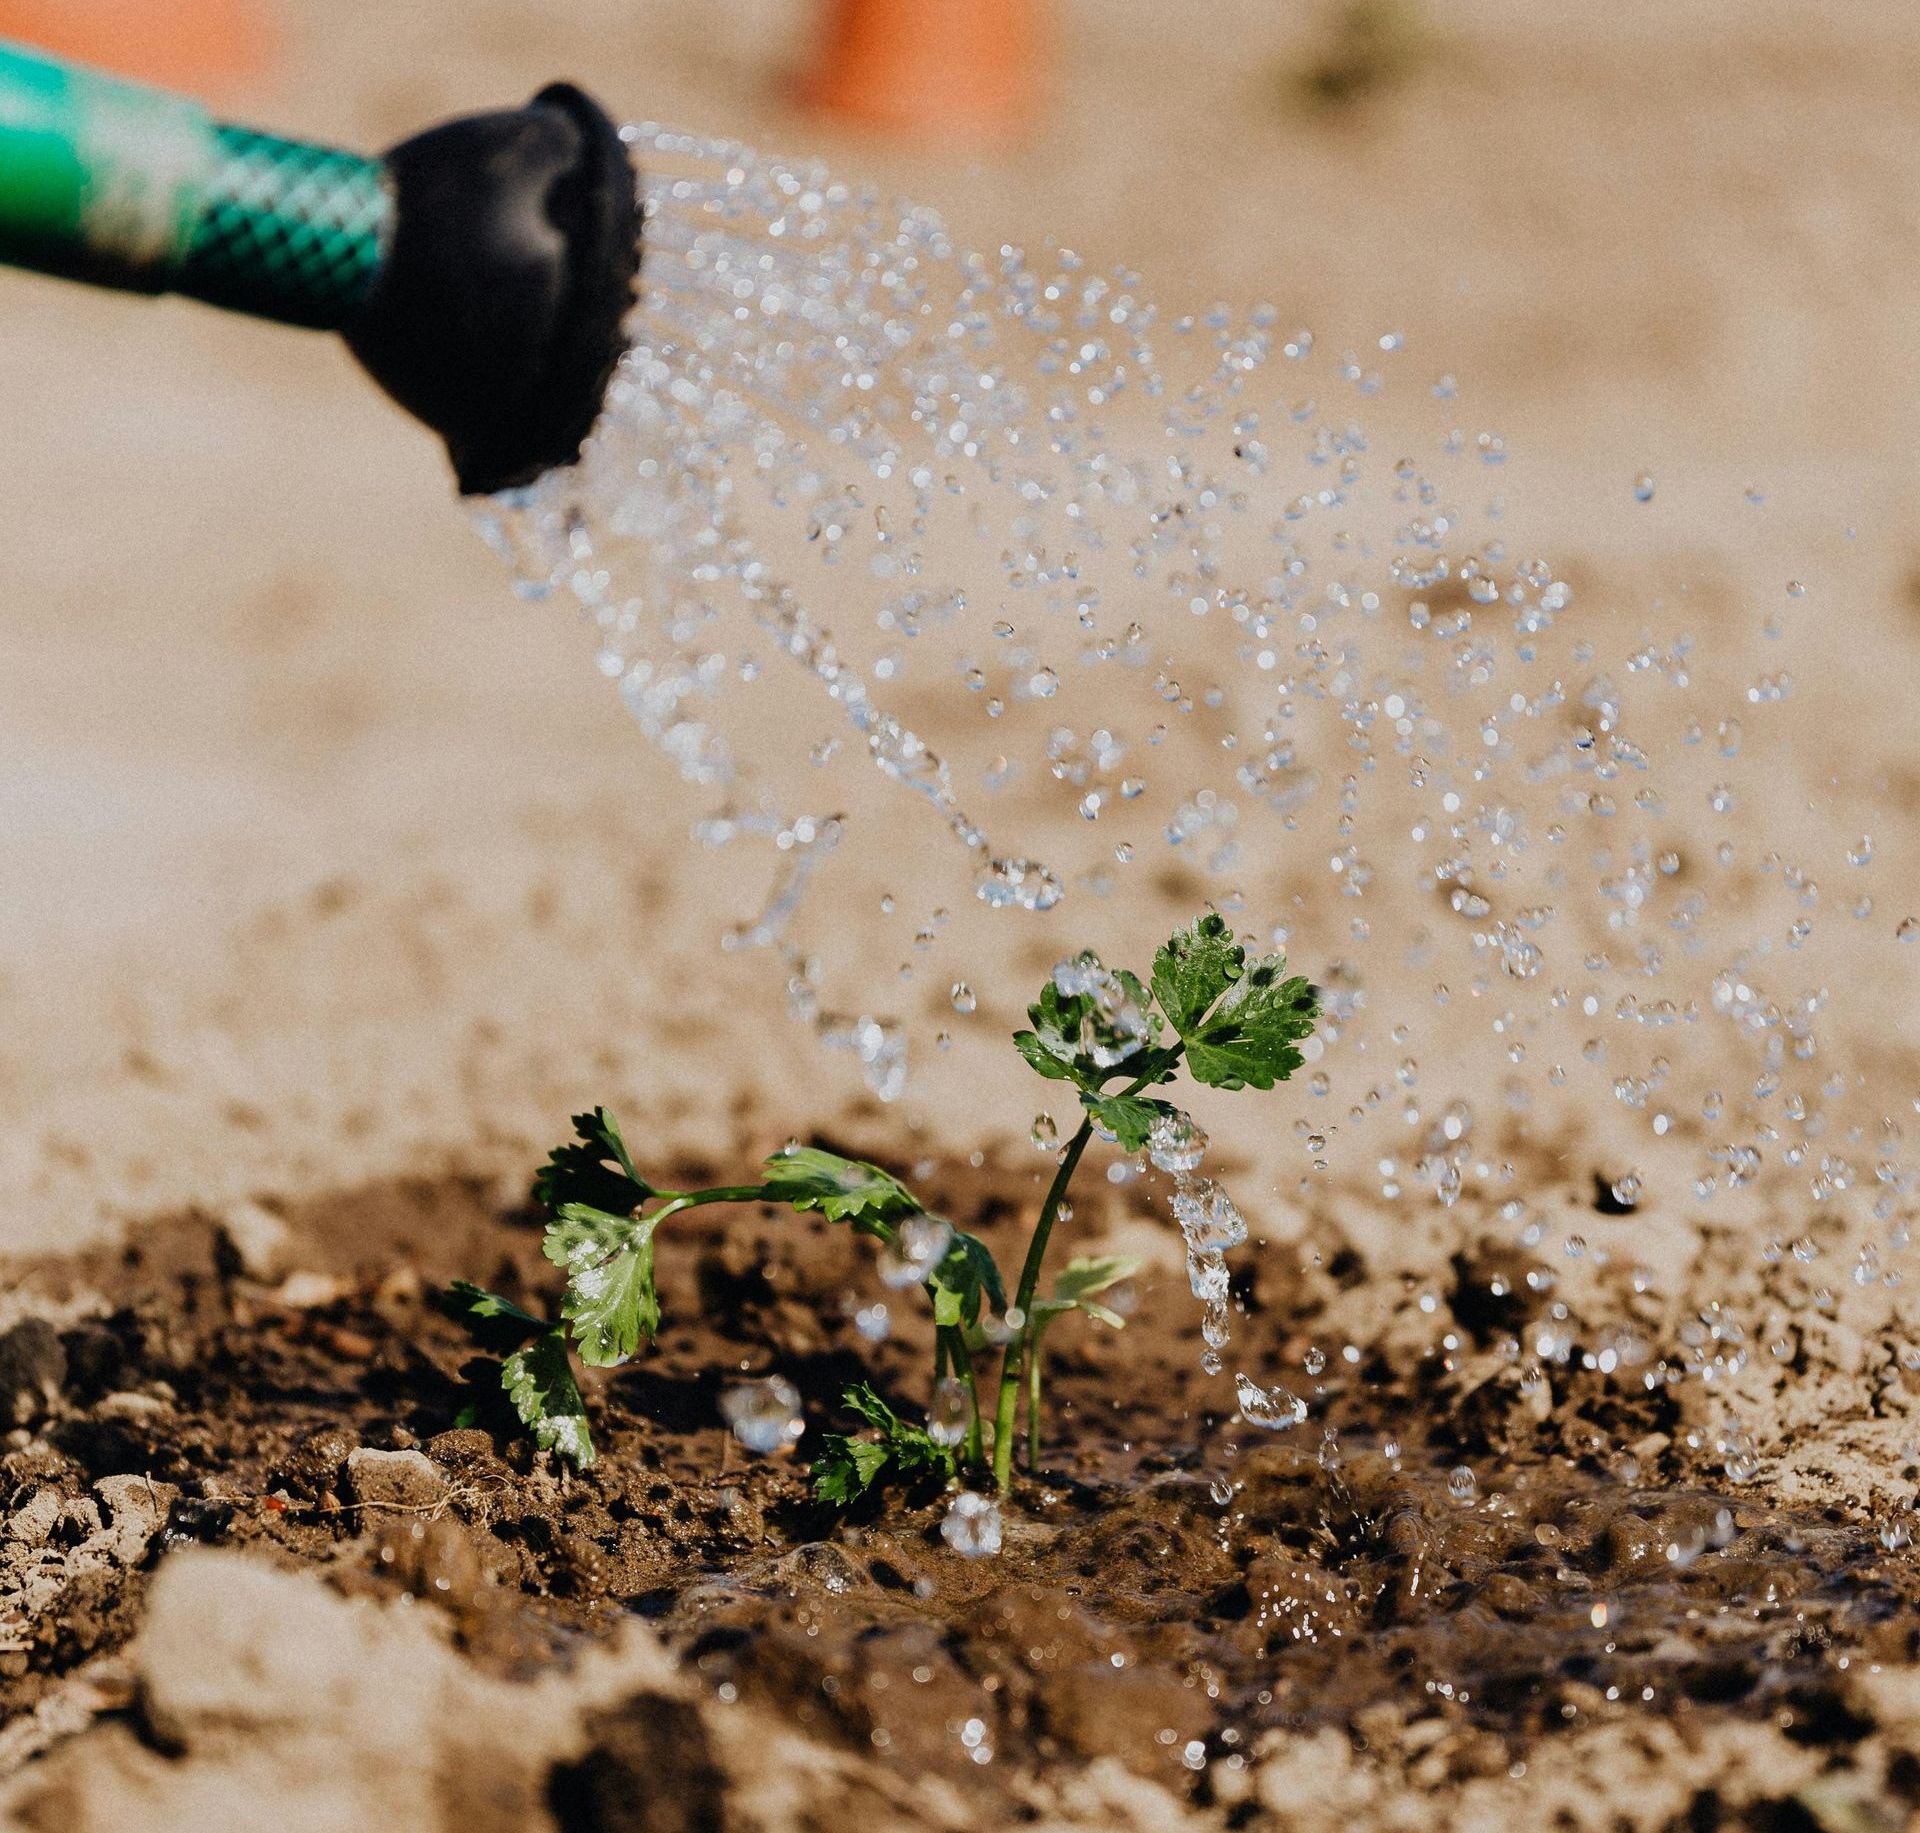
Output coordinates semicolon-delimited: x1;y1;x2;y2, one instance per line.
0;41;641;494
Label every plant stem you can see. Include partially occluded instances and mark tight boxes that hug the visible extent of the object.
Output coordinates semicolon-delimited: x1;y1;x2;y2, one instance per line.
935;1323;986;1467
991;1117;1091;1493
1025;1324;1048;1471
960;1346;984;1465
648;1184;773;1222
989;1052;1182;1495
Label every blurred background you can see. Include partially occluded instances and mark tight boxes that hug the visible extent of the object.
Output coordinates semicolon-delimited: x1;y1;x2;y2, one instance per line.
1;0;1916;1257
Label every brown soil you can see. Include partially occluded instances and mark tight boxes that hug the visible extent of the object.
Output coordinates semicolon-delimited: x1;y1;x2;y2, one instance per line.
2;1138;1917;1829
6;3;1920;1828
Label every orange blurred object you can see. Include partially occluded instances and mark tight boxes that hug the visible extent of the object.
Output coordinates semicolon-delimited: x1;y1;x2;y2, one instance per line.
0;0;271;100
804;0;1040;141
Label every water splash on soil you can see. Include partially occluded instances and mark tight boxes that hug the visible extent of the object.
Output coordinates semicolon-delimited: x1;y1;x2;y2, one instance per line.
475;124;1919;1457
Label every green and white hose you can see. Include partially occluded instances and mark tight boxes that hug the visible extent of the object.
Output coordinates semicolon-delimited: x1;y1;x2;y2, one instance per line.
0;42;641;492
0;40;389;329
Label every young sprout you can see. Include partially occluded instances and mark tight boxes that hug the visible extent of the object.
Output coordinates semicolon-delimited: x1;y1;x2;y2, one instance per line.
446;1111;998;1470
445;914;1318;1509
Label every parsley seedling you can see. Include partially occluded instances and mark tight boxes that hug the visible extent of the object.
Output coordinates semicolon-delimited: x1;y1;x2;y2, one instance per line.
446;914;1316;1503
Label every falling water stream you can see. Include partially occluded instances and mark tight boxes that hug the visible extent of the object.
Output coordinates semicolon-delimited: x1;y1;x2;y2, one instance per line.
478;123;1918;1477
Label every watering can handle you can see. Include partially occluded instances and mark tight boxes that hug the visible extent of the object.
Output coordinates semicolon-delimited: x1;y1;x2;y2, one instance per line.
0;39;389;330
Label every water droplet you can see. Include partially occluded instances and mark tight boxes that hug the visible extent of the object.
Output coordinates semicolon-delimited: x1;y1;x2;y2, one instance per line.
876;1213;954;1289
1173;1181;1247;1253
1447;1465;1478;1504
1148;1109;1208;1174
719;1376;804;1454
927;1376;971;1447
1720;1425;1759;1484
1235;1373;1306;1431
950;981;976;1013
940;1491;1003;1557
1030;1112;1059;1151
975;856;1064;912
1633;473;1655;503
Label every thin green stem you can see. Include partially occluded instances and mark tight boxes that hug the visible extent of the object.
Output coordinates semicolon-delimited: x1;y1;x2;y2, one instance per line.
935;1323;987;1469
647;1184;772;1221
960;1347;984;1466
990;1052;1182;1495
992;1118;1090;1492
1025;1323;1048;1471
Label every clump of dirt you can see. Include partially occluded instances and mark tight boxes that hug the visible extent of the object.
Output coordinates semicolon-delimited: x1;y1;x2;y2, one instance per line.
0;1142;1918;1829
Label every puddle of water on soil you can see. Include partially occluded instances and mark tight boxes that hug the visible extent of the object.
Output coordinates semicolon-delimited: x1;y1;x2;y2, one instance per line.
473;127;1918;1492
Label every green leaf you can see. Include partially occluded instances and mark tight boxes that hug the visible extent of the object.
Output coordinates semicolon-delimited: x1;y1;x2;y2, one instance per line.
1149;917;1319;1091
545;1203;661;1366
810;1381;955;1507
1182;959;1319;1091
760;1146;922;1231
533;1107;653;1217
812;1435;891;1504
929;1230;1005;1329
1016;965;1164;1094
1081;1093;1177;1152
1032;1254;1142;1330
442;1280;549;1351
841;1381;902;1434
502;1329;595;1469
1014;1028;1082;1083
1150;912;1246;1035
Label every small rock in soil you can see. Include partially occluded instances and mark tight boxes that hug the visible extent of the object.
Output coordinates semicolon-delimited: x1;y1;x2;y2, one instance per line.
92;1476;180;1566
215;1200;295;1282
5;1486;64;1550
345;1448;449;1515
274;1271;347;1310
0;1322;66;1426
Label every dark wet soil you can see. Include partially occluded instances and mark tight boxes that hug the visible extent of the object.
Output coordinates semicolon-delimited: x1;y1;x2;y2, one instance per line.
2;1143;1918;1814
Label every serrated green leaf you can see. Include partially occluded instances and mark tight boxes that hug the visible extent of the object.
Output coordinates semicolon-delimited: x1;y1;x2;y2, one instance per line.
1080;1092;1177;1152
502;1329;594;1469
1150;912;1246;1035
841;1380;901;1433
442;1280;549;1351
1182;959;1319;1091
928;1231;1005;1329
1014;1029;1081;1083
1017;965;1163;1093
533;1107;653;1216
760;1146;922;1231
812;1435;891;1503
811;1382;955;1507
545;1204;661;1366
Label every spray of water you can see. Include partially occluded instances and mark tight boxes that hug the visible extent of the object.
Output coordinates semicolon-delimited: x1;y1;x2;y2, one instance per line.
477;123;1919;1449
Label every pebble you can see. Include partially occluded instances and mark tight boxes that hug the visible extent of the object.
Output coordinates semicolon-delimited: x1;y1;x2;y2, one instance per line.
274;1271;347;1310
5;1486;63;1549
94;1390;171;1422
217;1200;295;1281
94;1475;181;1564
